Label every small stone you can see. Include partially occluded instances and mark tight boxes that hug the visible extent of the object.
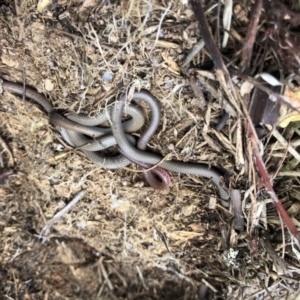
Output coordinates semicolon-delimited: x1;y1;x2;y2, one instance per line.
44;79;54;91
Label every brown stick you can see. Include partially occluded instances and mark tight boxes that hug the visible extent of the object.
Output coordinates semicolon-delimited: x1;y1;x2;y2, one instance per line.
240;0;263;71
190;0;227;72
0;169;14;181
241;101;300;245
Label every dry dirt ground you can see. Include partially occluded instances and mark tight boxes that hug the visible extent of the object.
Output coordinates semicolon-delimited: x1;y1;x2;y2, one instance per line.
0;1;300;299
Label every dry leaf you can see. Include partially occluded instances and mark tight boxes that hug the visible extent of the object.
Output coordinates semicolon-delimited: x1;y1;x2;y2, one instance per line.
234;4;248;22
181;205;196;216
37;0;52;12
47;153;69;164
240;81;254;96
153;40;179;49
30;119;49;133
31;22;45;30
168;230;204;244
161;52;180;74
1;54;19;68
111;199;131;213
144;25;159;36
256;73;283;86
41;133;53;146
79;0;97;12
279;85;300;127
188;223;204;233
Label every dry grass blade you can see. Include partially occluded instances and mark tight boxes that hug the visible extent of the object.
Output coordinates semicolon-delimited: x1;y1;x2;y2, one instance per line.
222;0;233;48
265;124;300;163
39;190;86;237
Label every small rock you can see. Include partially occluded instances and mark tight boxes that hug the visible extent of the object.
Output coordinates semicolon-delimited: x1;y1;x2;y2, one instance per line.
44;79;54;91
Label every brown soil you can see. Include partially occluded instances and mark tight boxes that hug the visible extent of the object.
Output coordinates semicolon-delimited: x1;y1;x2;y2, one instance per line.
0;1;300;299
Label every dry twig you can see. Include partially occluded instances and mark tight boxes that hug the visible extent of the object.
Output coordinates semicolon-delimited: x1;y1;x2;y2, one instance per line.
39;190;86;237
